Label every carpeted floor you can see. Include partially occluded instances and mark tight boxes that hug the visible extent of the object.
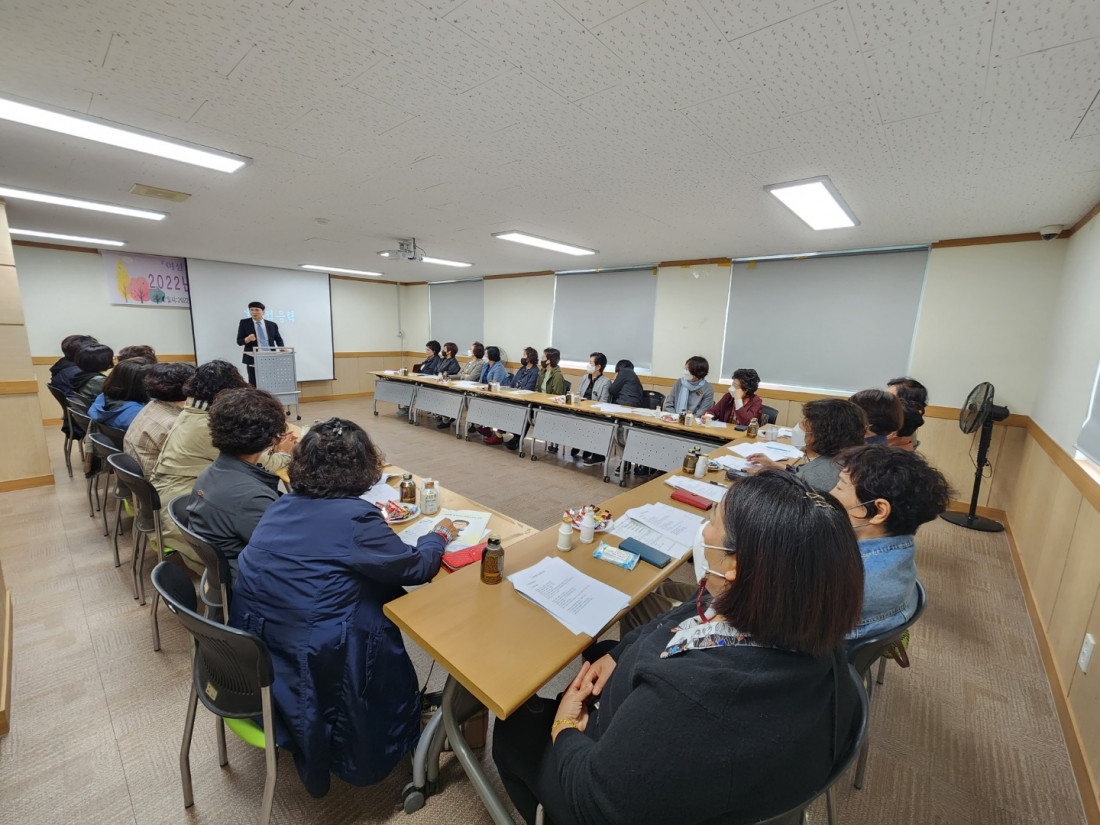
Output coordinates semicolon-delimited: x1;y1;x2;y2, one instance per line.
0;397;1087;825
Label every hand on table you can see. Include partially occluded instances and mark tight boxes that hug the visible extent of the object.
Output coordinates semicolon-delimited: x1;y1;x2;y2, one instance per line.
433;517;458;544
552;661;594;742
746;454;784;474
579;653;617;697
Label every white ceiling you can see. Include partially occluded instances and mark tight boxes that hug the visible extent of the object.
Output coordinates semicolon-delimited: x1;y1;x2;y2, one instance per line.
1;0;1098;282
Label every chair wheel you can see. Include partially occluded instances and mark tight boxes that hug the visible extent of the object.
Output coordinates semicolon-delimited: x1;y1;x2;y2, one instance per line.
619;480;627;487
374;411;379;416
415;421;421;426
401;782;426;814
603;476;610;483
518;451;525;458
531;455;538;462
465;435;471;441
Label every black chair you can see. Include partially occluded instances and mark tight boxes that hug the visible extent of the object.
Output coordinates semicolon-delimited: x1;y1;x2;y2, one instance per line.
107;452;179;650
109;469;134;569
564;380;572;393
167;495;232;623
151;562;279;825
846;580;927;790
66;395;90;414
642;390;664;410
46;385;76;478
761;404;780;426
87;433;121;538
96;421;128;451
69;409;95;515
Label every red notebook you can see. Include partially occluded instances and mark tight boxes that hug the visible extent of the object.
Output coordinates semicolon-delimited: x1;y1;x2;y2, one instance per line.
671;488;714;511
441;542;488;572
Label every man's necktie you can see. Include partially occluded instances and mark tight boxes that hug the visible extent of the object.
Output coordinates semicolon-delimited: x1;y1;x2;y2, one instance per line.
256;320;269;348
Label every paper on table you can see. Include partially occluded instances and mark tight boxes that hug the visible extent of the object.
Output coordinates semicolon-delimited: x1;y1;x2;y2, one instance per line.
508;556;630;636
453;380;484;388
397;514;490;552
507;389;535;395
609;516;691;559
383;370;399;374
713;455;751;472
664;475;729;503
704;420;727;429
592;403;632;413
625;502;704;546
440;508;491;548
359;474;400;506
628;407;659;417
728;441;805;461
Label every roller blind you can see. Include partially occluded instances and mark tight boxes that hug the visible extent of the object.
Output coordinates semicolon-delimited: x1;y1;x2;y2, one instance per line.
721;249;929;391
1076;359;1100;465
428;280;484;352
551;269;657;369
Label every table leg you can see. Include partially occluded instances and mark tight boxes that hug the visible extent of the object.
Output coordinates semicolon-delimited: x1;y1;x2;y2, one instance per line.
441;676;517;825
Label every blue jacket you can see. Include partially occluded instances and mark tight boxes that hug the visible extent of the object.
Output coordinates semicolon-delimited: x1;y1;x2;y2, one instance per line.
89;394;145;429
229;493;445;797
510;364;538;390
479;361;509;385
849;534;918;640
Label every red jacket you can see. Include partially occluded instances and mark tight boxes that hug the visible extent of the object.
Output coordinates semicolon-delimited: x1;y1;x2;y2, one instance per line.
707;392;763;425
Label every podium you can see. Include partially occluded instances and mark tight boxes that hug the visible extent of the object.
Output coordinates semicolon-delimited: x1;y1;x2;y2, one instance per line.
253;347;301;420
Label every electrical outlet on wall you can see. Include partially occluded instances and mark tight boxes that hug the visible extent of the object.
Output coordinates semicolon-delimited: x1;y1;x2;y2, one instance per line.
1079;633;1095;673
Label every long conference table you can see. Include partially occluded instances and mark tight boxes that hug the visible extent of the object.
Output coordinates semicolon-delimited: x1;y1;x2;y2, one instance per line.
371;371;736;485
384;431;766;823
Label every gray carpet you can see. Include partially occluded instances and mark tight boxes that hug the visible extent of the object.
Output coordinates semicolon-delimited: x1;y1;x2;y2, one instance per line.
0;398;1086;825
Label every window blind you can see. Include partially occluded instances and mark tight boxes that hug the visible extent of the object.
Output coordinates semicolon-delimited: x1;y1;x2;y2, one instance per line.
551;269;657;369
428;280;484;352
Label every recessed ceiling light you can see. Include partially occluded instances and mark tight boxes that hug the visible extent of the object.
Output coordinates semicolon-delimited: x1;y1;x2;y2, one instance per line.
0;96;249;173
764;176;858;231
421;256;472;268
9;228;125;247
300;264;382;277
0;185;166;220
492;231;597;256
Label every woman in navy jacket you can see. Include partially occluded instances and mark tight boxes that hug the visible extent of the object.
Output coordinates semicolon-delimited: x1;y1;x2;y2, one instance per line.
229;418;458;797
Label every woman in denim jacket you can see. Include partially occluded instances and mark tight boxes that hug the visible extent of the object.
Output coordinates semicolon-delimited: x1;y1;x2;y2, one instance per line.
829;445;950;639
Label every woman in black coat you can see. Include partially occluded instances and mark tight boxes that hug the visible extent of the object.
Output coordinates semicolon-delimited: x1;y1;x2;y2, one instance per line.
492;472;865;825
608;359;644;407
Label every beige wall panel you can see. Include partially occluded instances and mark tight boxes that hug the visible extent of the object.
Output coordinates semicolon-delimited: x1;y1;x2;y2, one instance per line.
35;363;55;420
333;357;360;395
915;417;1006;507
1066;506;1100;783
987;424;1028;512
330;279;401;352
300;380;333;399
0;325;35;381
0;205;13;266
0;264;24;324
1009;439;1068;598
1049;501;1100;685
0;394;51;481
758;396;792;427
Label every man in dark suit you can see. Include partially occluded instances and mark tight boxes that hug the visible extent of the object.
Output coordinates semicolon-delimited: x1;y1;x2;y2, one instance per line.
236;301;284;386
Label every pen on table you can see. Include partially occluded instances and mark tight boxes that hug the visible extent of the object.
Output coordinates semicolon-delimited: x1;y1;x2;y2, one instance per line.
707;480;729;488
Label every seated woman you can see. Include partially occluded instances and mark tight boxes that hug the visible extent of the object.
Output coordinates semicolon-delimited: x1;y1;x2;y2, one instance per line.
187;387;289;574
537;348;569;453
457;341;487;381
228;419;459;798
886;377;928;450
89;357;151;430
124;362;195;476
150;360;295;570
437;341;461;376
492;471;864;825
69;343;115;405
748;398;867;492
706;367;763;425
830;445;950;639
117;344;157;363
49;334;97;398
510;347;540;391
662;355;714;417
416;340;443;374
609;359;644;407
478;345;509;385
571;352;611;464
849;389;904;445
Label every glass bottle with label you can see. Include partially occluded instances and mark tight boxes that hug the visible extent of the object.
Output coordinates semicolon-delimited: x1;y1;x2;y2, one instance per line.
682;447;700;475
747;417;760;438
481;534;504;584
400;473;417;504
420;479;439;515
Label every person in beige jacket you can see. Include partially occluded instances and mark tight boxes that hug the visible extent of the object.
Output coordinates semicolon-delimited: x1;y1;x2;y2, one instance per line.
150;360;294;571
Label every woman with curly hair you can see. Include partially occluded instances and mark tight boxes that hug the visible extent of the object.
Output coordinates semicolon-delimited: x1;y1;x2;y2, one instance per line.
229;419;459;798
186;387;290;573
150;360;295;568
831;445;950;638
705;367;763;425
748;398;867;492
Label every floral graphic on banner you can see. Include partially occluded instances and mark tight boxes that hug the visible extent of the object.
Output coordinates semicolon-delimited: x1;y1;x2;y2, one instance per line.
103;251;189;307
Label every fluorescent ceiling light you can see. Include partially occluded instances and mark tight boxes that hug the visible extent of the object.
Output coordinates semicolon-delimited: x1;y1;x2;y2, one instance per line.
492;231;596;256
0;96;249;173
300;264;382;277
421;256;472;268
9;228;125;247
764;176;858;231
0;185;166;220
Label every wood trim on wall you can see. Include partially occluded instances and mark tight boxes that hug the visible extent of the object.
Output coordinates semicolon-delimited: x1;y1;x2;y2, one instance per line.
300;391;373;403
1068;200;1100;237
32;354;195;365
0;380;38;396
333;351;414;358
11;239;99;254
1027;419;1100;514
482;270;554;281
0;475;54;492
930;232;1064;248
328;274;403;285
658;257;731;267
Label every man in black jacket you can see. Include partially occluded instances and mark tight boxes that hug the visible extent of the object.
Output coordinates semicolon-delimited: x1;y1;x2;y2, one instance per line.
236;301;284;386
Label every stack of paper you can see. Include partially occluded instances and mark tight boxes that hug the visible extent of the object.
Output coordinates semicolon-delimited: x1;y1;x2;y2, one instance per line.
628;407;659;417
609;516;691;559
664;475;730;503
612;502;704;558
507;389;535;396
508;556;631;636
453;380;484;388
591;403;632;413
396;507;492;552
360;474;399;506
713;455;751;472
728;441;805;462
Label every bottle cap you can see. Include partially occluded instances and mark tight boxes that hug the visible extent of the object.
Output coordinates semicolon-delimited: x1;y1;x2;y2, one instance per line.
562;515;572;524
403;473;412;480
425;479;435;487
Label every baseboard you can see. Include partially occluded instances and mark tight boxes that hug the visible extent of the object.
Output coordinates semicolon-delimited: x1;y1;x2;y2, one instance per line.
300;392;374;403
1000;508;1100;825
945;500;1006;521
42;417;62;427
0;588;11;736
0;475;54;493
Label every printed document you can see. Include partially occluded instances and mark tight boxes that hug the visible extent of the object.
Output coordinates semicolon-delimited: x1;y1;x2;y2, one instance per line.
728;441;805;462
664;475;729;503
360;474;399;506
508;556;630;636
621;502;703;548
609;516;691;559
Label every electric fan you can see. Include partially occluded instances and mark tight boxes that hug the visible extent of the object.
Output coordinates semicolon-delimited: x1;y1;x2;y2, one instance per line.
940;382;1009;532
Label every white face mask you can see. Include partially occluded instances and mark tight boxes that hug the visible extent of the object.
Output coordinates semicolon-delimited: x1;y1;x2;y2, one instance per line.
727;385;736;397
467;349;473;357
683;370;693;382
692;523;709;584
586;364;596;374
791;422;807;448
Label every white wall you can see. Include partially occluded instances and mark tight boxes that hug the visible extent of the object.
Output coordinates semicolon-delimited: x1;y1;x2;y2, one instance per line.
15;245;196;356
909;241;1066;414
399;284;430;353
484;275;554;362
1033;218;1100;452
652;263;731;378
330;278;401;351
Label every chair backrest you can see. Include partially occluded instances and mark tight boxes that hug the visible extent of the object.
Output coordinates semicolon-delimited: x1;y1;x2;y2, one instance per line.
96;422;128;450
69;408;92;437
847;580;927;678
564;379;572;393
761;405;780;426
88;432;121;460
47;384;70;415
107;452;160;532
642;390;665;410
753;662;870;824
167;495;232;594
67;396;90;414
152;561;274;718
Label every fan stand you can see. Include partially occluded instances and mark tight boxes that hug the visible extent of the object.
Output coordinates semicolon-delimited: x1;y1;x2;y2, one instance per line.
940;413;1005;533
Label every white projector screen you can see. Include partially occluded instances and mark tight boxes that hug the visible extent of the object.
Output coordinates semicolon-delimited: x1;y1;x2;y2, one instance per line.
187;259;335;382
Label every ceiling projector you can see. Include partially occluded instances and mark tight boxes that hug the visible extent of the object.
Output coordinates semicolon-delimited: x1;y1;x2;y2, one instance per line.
377;238;422;261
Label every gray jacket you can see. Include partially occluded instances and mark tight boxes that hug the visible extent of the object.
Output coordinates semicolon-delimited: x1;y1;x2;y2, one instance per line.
187;453;281;566
662;378;714;417
576;372;612;402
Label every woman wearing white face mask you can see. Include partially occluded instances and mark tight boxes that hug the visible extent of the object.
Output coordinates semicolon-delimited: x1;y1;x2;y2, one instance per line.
748;398;867;492
661;355;714;417
570;352;612;465
491;471;865;825
456;341;486;381
705;367;763;425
